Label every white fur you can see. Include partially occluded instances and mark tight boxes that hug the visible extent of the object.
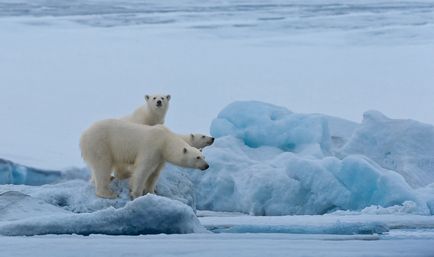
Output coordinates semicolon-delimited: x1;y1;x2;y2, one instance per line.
80;119;208;199
179;133;214;149
121;94;170;125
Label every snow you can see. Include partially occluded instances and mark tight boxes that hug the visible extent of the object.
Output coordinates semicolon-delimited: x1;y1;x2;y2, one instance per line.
0;193;205;236
339;110;434;188
1;234;434;257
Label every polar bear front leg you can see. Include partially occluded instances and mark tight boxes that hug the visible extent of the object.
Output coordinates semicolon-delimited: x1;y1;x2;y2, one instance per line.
144;162;165;195
129;161;159;199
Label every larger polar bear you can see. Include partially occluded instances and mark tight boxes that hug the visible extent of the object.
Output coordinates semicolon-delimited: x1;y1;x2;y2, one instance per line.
122;94;170;125
80;119;209;199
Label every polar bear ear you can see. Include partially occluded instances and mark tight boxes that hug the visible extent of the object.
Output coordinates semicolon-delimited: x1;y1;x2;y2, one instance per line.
145;95;150;101
183;148;187;154
166;95;171;101
190;134;194;139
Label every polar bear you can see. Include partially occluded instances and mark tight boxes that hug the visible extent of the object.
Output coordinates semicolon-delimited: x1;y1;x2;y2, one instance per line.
121;94;170;125
80;119;209;199
179;133;215;149
113;133;214;181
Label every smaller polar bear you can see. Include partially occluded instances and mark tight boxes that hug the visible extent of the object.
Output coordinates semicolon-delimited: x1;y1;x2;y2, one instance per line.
122;94;170;125
80;119;209;199
179;134;215;149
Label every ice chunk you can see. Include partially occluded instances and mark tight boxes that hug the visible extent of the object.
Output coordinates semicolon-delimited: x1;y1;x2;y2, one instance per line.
210;222;388;235
200;213;434;235
0;158;62;185
211;101;359;157
0;158;195;211
0;173;196;213
210;101;333;157
0;191;69;222
0;158;89;185
156;164;196;211
176;136;429;215
339;110;434;188
0;180;130;213
0;194;205;236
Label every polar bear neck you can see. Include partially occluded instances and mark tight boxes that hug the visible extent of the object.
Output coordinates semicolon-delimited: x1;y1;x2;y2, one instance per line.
131;105;167;125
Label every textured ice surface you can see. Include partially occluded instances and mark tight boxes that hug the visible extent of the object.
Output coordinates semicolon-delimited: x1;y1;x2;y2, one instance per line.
339;111;434;188
187;140;427;215
212;101;334;157
0;191;69;222
0;160;195;211
184;101;433;215
0;194;205;236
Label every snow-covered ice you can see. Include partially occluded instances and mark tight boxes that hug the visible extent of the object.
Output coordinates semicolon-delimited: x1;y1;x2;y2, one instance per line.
1;233;434;257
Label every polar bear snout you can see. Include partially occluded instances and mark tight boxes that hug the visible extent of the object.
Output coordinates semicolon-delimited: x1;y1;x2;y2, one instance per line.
156;100;162;107
200;163;210;171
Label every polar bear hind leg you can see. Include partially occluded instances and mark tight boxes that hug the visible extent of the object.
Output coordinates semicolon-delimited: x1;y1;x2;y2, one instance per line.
91;161;117;199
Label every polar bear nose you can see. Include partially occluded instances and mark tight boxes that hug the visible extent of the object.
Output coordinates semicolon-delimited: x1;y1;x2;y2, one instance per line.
201;164;209;171
156;100;162;106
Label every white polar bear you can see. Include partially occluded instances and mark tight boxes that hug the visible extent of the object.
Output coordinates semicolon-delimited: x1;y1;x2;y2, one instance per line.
80;119;209;199
111;133;214;179
113;133;214;181
121;94;170;125
179;134;215;149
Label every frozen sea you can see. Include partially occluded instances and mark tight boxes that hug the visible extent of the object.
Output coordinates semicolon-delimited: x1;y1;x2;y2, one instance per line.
1;1;434;256
1;0;434;169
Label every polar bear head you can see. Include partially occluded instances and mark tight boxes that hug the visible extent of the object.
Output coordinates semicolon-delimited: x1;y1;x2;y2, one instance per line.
179;146;209;171
145;94;171;112
188;134;215;149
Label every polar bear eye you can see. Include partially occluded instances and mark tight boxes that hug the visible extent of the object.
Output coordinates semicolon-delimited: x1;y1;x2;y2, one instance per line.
201;136;205;139
153;97;156;100
196;156;201;160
